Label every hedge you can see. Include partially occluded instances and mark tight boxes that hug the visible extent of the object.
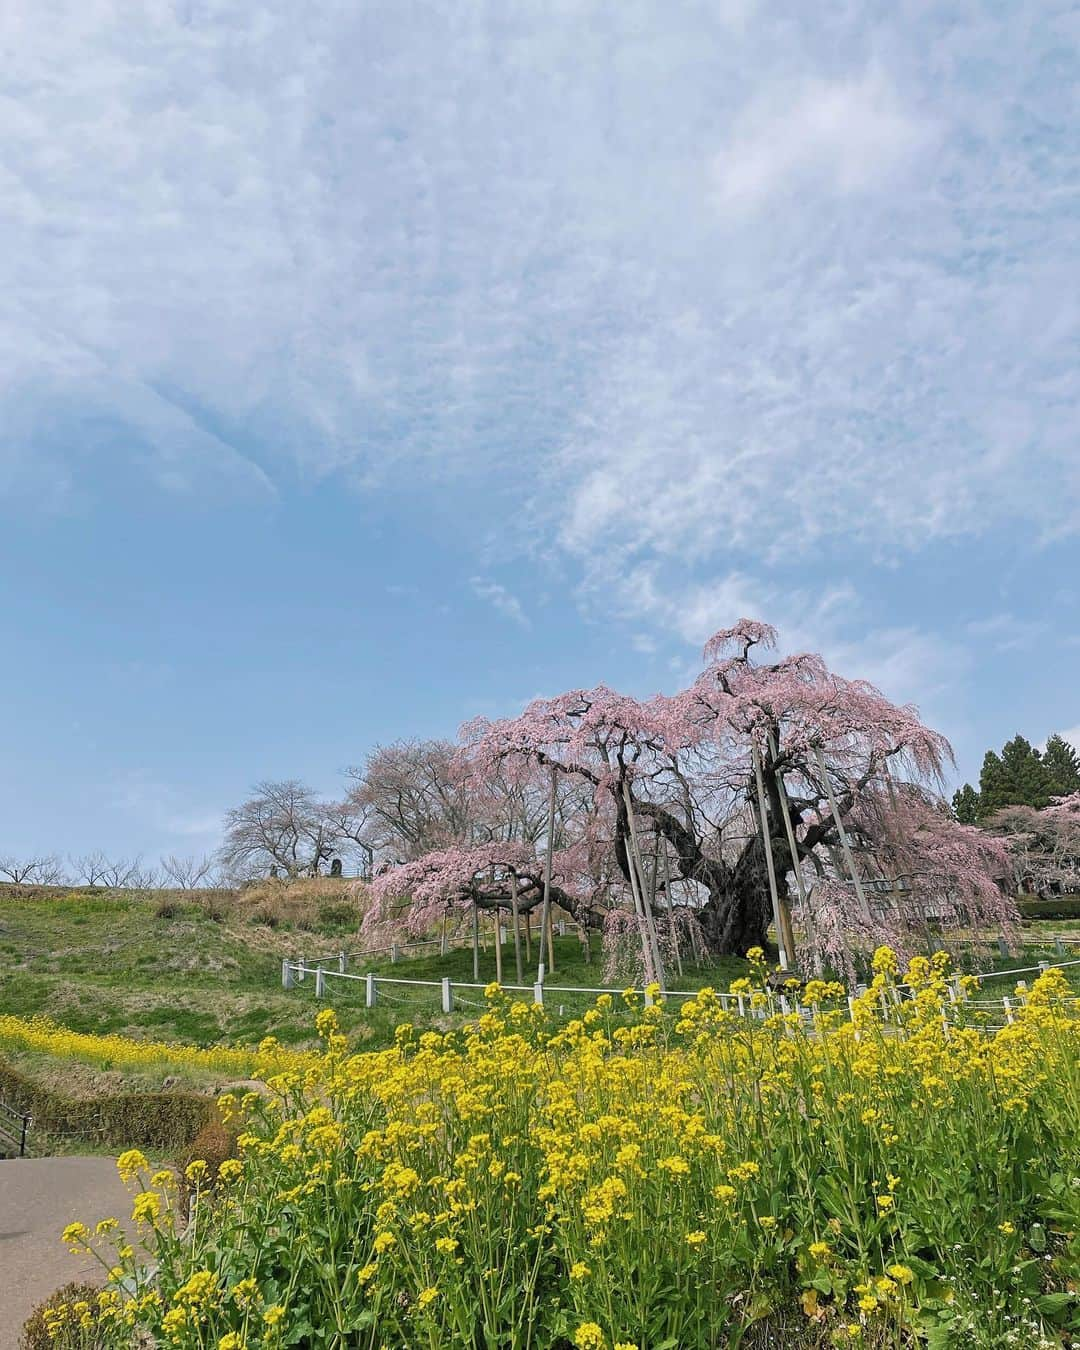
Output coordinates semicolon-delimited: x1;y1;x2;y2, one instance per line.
0;1054;213;1155
1017;895;1080;921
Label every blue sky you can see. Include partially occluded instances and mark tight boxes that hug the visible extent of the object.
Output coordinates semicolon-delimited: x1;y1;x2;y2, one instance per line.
1;0;1078;862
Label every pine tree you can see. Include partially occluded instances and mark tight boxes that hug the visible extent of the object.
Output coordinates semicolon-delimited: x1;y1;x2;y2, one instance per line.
999;735;1054;809
1042;733;1080;796
977;749;1007;819
952;783;980;824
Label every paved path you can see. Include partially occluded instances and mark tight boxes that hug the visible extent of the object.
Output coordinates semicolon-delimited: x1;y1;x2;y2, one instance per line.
0;1156;137;1346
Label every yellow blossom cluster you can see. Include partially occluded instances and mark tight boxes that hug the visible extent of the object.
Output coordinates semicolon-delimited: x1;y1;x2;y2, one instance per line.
53;958;1080;1350
0;1013;313;1079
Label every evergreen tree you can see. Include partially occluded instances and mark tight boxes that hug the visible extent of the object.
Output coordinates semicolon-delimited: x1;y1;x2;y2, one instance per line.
952;783;980;824
977;749;1007;819
1042;733;1080;796
1002;734;1054;808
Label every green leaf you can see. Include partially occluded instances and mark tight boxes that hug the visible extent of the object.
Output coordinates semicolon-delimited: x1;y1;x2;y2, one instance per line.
924;1324;954;1350
1036;1292;1077;1318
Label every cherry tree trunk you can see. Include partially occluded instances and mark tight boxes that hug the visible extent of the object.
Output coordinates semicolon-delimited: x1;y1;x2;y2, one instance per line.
696;843;778;958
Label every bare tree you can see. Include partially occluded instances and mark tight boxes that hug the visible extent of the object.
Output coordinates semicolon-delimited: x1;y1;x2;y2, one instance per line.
69;852;143;888
325;799;376;878
0;854;66;885
70;851;111;886
99;856;144;888
345;739;589;870
344;741;473;863
218;780;343;878
160;854;215;890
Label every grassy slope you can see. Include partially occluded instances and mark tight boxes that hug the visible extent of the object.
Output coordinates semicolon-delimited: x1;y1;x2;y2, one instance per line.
0;884;360;1049
3;881;1079;1061
0;884;749;1059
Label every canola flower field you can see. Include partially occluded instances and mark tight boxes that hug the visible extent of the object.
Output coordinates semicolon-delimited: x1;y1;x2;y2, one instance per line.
0;1013;314;1081
47;950;1080;1350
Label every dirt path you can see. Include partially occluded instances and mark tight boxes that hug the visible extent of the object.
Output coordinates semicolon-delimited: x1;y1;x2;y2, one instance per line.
0;1156;138;1347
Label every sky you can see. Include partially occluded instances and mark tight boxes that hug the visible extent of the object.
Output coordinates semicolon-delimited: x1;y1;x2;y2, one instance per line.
1;0;1078;865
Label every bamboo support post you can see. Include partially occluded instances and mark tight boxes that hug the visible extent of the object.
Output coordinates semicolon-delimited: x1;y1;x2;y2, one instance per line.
814;745;872;923
510;870;524;984
539;765;557;978
752;741;789;969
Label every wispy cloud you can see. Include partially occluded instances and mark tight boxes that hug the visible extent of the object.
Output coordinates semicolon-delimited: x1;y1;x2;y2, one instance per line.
1;1;1074;541
471;577;530;629
1;0;1076;708
966;614;1050;653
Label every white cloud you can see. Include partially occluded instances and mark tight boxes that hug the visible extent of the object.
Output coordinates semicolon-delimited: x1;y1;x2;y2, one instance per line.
471;577;530;629
1;0;1076;705
108;773;223;853
966;614;1050;653
1054;726;1080;754
710;71;929;215
0;0;1073;546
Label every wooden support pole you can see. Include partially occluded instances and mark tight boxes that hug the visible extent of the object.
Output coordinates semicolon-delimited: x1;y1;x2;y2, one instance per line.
509;870;524;984
767;730;811;967
661;846;683;978
814;745;872;923
494;906;503;984
472;902;480;981
539;765;557;978
622;783;666;988
752;741;789;970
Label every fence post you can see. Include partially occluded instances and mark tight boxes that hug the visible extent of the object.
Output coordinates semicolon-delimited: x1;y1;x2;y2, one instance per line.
391;944;399;964
557;919;565;937
1055;937;1066;956
644;986;654;1008
442;977;453;1014
440;929;449;956
737;993;746;1018
297;957;306;982
339;951;347;973
366;973;376;1008
1003;997;1014;1025
1039;961;1049;976
533;982;544;1005
282;959;294;990
315;965;325;999
20;1113;29;1158
998;934;1010;960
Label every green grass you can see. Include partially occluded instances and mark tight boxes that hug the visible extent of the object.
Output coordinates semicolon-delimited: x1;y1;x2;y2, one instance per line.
3;881;1080;1067
0;886;352;1050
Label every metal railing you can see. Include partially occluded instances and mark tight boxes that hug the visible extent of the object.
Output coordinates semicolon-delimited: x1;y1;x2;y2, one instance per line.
0;1100;31;1158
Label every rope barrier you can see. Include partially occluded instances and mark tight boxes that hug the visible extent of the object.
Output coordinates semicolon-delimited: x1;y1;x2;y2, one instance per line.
282;948;1080;1037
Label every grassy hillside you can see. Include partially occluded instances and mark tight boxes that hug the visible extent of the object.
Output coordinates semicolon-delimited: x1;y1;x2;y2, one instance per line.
3;880;1079;1057
0;880;366;1048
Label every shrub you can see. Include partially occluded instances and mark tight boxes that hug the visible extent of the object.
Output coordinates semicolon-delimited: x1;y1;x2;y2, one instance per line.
154;896;185;920
317;901;356;931
196;894;227;923
1018;895;1080;920
178;1107;239;1218
0;1054;213;1153
21;1282;103;1350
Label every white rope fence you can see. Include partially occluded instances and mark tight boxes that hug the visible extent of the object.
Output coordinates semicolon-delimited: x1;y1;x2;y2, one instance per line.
280;948;1080;1034
295;919;574;975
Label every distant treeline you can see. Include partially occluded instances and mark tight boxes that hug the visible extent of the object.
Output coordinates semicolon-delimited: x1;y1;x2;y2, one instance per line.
953;733;1080;823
